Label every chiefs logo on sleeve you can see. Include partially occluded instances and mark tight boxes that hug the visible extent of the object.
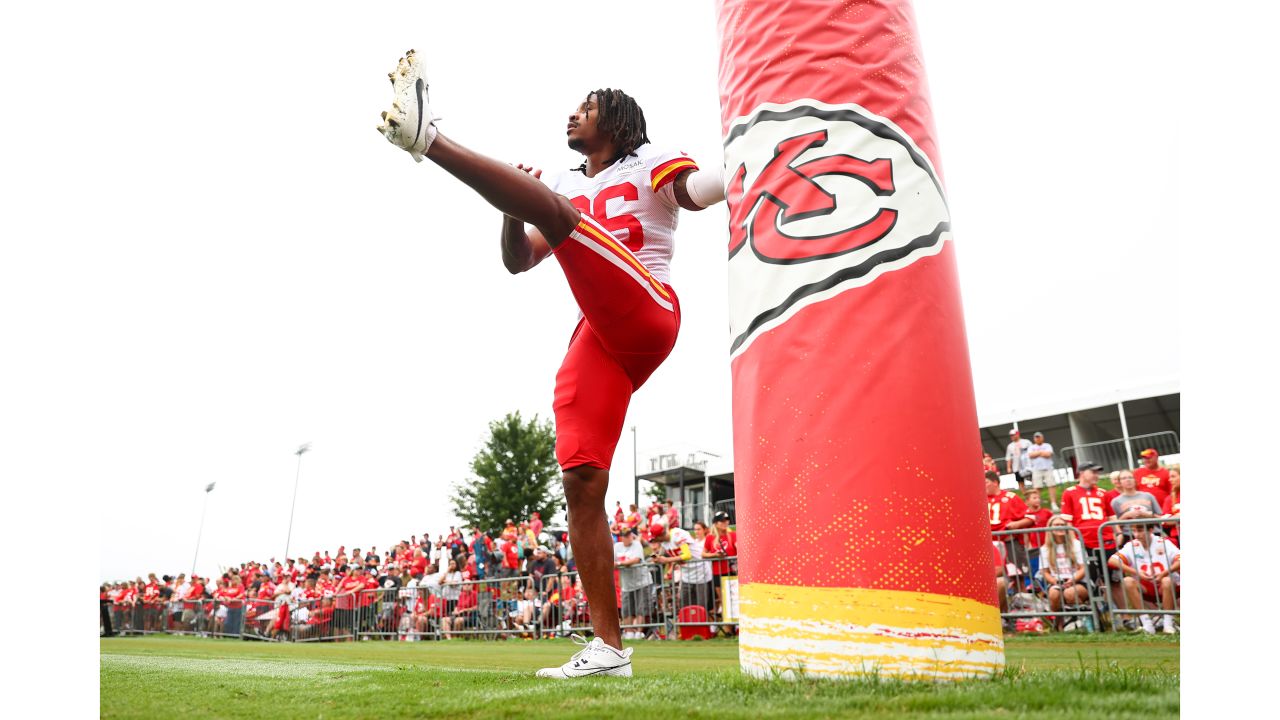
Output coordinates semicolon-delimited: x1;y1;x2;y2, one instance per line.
723;99;951;356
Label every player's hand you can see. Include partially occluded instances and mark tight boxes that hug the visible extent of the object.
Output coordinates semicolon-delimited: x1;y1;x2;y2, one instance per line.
513;162;543;179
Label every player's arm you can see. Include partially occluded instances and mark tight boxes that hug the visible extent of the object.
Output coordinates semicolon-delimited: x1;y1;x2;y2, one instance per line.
501;164;555;273
672;168;726;212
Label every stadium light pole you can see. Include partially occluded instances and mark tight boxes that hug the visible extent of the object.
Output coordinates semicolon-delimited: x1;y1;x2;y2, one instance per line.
284;442;311;560
191;482;216;577
631;426;638;508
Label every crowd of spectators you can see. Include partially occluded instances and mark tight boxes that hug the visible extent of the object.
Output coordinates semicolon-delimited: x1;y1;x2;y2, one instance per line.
100;501;738;642
987;434;1182;634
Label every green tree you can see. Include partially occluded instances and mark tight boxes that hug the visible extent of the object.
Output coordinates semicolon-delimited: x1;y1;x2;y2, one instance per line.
451;411;563;535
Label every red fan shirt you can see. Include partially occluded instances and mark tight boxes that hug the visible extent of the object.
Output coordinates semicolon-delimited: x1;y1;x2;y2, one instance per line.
1162;492;1181;543
1022;508;1054;549
1060;484;1116;549
986;490;1027;533
704;531;738;575
1133;467;1171;505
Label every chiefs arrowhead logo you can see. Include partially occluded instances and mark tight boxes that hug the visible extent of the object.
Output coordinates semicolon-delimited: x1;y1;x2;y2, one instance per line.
723;100;952;356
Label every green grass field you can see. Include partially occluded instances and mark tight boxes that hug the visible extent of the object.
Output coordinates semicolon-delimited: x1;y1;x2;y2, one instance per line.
101;634;1178;719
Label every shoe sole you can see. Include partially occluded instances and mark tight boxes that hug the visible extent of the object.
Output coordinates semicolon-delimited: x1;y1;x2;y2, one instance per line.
536;661;632;679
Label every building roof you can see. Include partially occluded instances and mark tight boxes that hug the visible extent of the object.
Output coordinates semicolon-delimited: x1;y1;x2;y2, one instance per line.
976;377;1180;428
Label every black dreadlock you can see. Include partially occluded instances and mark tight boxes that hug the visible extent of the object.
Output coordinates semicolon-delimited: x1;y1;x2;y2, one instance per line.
574;88;649;172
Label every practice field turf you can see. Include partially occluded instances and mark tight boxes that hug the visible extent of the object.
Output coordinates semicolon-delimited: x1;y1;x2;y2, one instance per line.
101;634;1178;719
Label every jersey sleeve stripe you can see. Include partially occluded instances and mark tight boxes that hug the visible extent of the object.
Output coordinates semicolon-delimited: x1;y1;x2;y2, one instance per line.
650;158;699;191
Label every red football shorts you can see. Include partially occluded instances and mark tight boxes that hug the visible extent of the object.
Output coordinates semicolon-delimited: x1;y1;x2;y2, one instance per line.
551;213;680;471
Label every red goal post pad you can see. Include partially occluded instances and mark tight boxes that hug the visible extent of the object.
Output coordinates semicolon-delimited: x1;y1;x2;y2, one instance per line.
716;0;1004;680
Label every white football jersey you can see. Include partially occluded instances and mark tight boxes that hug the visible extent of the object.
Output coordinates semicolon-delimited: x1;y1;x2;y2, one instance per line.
1115;537;1181;585
544;143;698;285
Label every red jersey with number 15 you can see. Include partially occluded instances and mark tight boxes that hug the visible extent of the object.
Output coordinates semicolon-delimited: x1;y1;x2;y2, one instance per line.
545;143;699;285
1060;484;1116;549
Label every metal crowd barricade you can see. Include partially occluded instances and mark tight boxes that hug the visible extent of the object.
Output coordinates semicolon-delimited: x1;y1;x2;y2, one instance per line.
670;556;739;637
436;573;533;640
106;557;749;643
992;526;1101;632
617;563;668;639
165;594;216;636
1060;431;1180;473
209;597;246;639
1096;517;1181;632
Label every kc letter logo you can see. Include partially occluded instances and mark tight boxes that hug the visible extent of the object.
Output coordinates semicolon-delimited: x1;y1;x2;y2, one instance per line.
723;100;952;356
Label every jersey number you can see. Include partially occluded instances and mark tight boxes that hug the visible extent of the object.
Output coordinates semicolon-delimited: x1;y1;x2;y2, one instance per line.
569;183;646;252
989;503;1002;525
1080;497;1106;521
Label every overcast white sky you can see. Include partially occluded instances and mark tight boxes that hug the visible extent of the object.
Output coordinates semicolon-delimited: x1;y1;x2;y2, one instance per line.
0;2;1180;582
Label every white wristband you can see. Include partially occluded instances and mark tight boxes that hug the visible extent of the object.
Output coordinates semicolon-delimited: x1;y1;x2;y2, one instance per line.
684;167;726;208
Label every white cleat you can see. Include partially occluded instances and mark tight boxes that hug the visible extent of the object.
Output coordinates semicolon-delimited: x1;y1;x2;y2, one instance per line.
535;634;633;679
376;49;437;162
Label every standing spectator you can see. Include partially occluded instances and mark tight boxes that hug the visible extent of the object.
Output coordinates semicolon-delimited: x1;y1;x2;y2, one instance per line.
273;573;296;639
986;471;1032;582
334;568;363;638
499;539;520;579
1133;449;1172;505
1108;523;1180;634
222;574;246;636
664;499;681;530
613;501;625;527
1021;489;1054;590
469;527;494;581
703;511;738;634
142;574;161;632
624;504;642;532
440;560;463;612
1060;461;1121;612
703;511;738;580
614;528;652;640
982;452;999;476
529;511;544;538
410;547;428;581
682;521;715;617
158;576;175;632
1028;431;1060;510
647;523;693;564
528;547;559;593
1162;468;1181;545
1040;516;1089;629
182;575;205;631
1005;429;1033;492
1109;470;1162;522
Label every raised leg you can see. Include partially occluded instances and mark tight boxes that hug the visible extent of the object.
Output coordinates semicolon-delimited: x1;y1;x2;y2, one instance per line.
424;134;579;246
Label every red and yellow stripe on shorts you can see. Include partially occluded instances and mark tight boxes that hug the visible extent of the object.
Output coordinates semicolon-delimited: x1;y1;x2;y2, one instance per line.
569;215;674;312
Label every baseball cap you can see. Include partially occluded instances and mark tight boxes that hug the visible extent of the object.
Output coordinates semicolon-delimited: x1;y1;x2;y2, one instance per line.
713;511;730;522
1139;448;1158;459
647;524;667;542
1008;428;1019;436
1077;461;1104;473
1033;431;1044;438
